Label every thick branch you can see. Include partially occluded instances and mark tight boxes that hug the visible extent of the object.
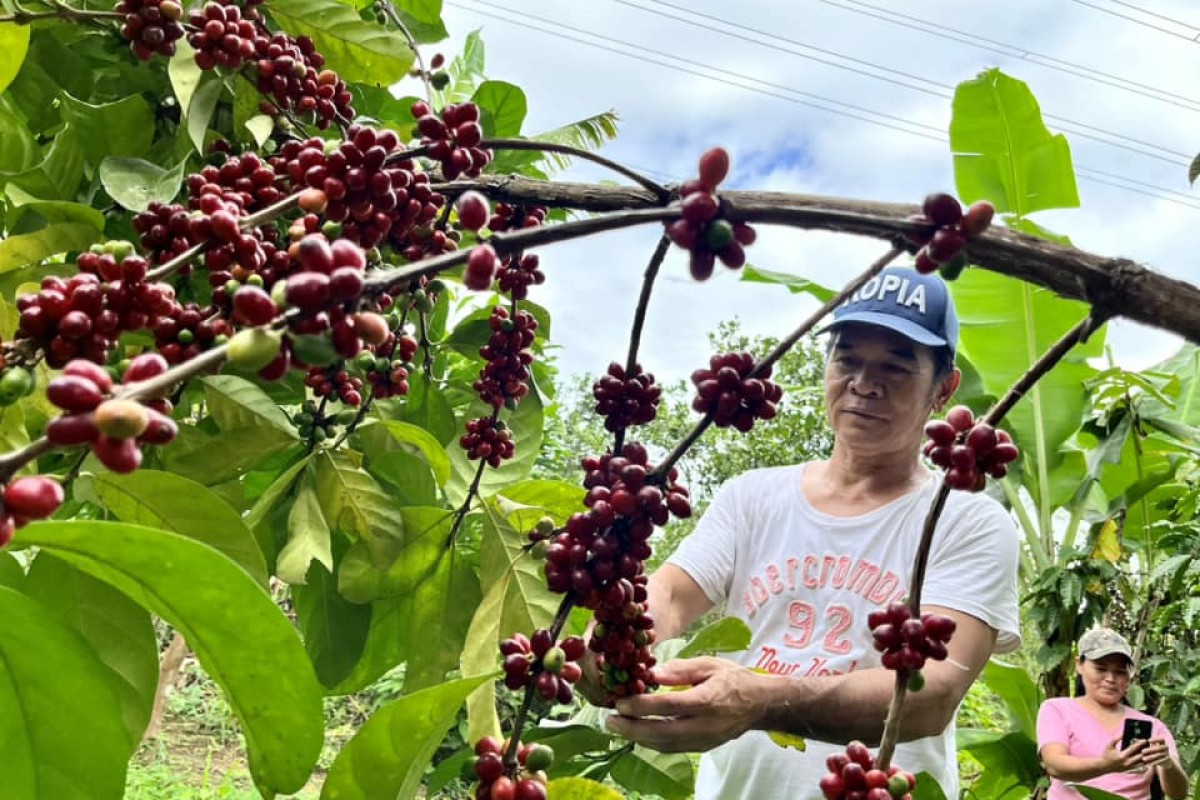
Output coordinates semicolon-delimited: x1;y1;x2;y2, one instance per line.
441;176;1200;345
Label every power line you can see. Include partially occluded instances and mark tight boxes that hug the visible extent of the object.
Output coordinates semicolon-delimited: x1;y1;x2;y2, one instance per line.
1098;0;1200;31
1066;0;1200;42
617;0;1191;166
446;0;1200;211
821;0;1200;111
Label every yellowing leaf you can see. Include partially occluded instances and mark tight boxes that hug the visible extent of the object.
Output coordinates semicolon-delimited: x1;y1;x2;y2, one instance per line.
1092;518;1121;563
767;730;808;751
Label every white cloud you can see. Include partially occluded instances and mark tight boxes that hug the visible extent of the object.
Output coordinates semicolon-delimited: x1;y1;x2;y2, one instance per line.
428;0;1200;382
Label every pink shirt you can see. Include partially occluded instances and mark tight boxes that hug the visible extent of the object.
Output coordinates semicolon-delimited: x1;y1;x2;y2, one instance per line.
1037;697;1178;800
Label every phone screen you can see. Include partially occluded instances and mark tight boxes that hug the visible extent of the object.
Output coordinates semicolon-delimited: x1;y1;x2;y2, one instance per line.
1122;718;1153;749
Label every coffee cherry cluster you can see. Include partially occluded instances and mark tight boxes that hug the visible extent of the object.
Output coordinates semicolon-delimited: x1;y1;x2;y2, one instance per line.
907;193;996;279
488;203;548;234
691;352;783;432
282;233;367;315
304;366;364;406
664;147;757;280
592;362;661;432
467;737;549;800
868;601;956;673
460;417;515;467
278;127;421;249
116;0;185;61
131;202;198;266
820;742;916;800
499;629;586;704
411;100;492;179
254;33;355;129
187;152;284;217
922;405;1019;491
360;331;416;399
44;356;178;474
495;253;545;300
474;307;536;410
153;301;232;365
543;443;691;700
0;476;66;547
18;273;114;368
187;1;258;70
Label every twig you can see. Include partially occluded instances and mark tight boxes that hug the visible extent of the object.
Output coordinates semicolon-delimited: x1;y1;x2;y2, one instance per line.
651;244;903;481
480;139;672;203
614;234;671;455
0;3;122;22
376;1;434;106
503;595;577;767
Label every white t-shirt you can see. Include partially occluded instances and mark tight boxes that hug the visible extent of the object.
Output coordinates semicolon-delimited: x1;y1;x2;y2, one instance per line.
666;463;1022;800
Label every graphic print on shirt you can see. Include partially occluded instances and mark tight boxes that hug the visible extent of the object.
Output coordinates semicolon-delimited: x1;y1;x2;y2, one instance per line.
741;551;909;678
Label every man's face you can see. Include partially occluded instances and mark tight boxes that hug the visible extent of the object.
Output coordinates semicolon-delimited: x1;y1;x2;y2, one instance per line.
824;323;952;455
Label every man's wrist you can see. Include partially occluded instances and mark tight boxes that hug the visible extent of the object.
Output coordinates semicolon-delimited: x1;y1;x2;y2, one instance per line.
750;673;812;737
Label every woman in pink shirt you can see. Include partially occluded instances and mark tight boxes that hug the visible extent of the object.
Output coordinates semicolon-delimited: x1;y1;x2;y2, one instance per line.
1036;628;1190;800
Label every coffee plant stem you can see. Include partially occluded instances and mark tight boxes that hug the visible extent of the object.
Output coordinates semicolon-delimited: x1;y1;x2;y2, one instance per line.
376;0;433;105
614;233;671;454
980;312;1107;428
449;438;491;544
503;594;577;767
0;0;123;23
651;244;903;482
877;311;1105;769
479;139;672;202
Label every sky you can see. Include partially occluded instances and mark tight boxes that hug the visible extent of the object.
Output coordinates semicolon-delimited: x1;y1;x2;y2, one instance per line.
422;0;1200;385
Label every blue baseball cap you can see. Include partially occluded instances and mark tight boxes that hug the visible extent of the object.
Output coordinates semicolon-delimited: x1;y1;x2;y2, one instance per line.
828;267;958;359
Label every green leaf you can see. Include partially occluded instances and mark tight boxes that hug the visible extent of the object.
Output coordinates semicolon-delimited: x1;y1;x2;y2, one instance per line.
184;73;225;154
17;521;325;796
0;196;103;272
489;110;619;175
910;771;950;800
472;80;527;138
2;125;84;200
202;375;299;440
99;157;188;213
0;585;133;800
277;469;334;584
610;746;695;799
59;92;155;165
495;479;585;522
0;550;21;588
0;23;31;96
292;538;372;690
0;97;37;174
950;68;1079;214
244;114;274;146
315;450;406;567
327;595;406;694
1073;788;1129;800
548;778;625;800
676;616;753;658
245;453;312;533
956;729;1041;798
395;540;479;691
462;497;558;740
0;402;30;466
269;0;415;85
319;672;495;800
948;267;1103;524
168;40;204;114
161;427;301;486
336;506;453;602
24;553;158;743
445;383;545;506
981;658;1042;740
377;369;457;444
392;0;447;43
377;419;452;485
81;469;268;586
740;265;837;302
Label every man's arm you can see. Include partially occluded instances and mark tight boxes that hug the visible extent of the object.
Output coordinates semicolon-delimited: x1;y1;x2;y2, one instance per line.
607;605;994;753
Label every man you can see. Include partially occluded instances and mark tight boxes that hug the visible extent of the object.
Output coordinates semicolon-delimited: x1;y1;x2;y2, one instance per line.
602;266;1022;799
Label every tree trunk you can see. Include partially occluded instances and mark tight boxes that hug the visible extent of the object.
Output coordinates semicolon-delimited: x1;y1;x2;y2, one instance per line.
141;631;189;742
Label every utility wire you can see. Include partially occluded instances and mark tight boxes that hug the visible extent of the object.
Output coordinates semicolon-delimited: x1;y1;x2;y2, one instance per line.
621;0;1191;165
1066;0;1200;42
447;0;1200;210
821;0;1200;110
1095;0;1200;32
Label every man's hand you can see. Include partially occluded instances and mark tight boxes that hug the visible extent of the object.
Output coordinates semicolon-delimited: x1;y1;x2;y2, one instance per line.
604;657;769;753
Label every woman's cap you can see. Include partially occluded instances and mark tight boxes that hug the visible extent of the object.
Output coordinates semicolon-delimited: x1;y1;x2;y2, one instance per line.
1078;627;1135;666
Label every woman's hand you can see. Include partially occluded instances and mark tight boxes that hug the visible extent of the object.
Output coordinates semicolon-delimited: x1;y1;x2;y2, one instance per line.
1103;736;1149;773
1141;738;1172;768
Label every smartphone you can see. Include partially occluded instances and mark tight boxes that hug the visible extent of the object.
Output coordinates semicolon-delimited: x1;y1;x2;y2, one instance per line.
1122;718;1153;749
